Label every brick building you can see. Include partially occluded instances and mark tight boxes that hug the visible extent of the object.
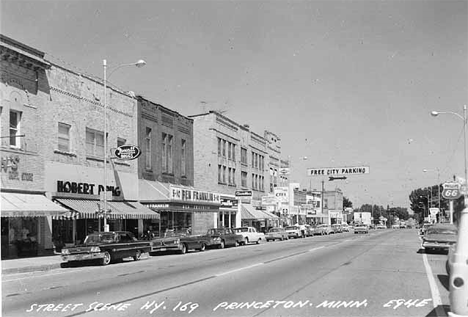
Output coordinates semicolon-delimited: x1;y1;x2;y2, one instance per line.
137;97;220;236
1;34;68;258
189;111;281;231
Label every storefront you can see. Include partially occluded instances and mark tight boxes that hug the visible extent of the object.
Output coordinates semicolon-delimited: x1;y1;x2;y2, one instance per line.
240;203;278;233
219;195;239;228
45;162;160;246
139;180;221;237
1;191;69;258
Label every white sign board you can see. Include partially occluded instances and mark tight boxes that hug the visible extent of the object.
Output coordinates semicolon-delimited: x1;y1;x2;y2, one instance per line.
274;187;289;203
307;166;370;176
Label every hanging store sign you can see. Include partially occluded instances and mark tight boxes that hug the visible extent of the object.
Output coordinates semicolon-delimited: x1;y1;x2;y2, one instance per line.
235;190;253;197
307;166;370;176
113;145;142;160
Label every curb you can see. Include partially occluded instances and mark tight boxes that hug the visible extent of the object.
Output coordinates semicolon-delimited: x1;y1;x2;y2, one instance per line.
2;263;62;275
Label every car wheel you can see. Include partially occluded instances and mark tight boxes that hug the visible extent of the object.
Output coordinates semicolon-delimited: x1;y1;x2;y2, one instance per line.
179;244;187;254
199;243;206;252
256;238;262;244
245;237;249;245
133;250;142;261
446;259;450;275
101;251;111;266
219;240;225;249
234;241;240;247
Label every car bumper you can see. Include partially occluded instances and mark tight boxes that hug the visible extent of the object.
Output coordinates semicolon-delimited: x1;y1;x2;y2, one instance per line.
151;245;182;252
62;252;105;262
421;242;453;250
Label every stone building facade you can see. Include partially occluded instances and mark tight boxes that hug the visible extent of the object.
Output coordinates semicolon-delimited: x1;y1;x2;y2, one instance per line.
137;97;220;236
190;111;281;231
1;34;69;258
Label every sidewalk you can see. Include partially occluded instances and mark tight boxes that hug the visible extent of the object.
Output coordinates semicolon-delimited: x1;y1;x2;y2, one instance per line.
1;255;63;275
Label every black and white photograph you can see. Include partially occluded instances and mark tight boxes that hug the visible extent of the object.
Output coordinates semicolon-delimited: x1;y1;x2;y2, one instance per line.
1;1;468;316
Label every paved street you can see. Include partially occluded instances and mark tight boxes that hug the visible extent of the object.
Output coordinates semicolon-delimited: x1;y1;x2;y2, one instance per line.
2;229;450;317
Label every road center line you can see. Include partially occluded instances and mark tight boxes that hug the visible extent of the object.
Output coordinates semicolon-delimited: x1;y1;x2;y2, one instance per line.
215;263;263;276
309;246;325;252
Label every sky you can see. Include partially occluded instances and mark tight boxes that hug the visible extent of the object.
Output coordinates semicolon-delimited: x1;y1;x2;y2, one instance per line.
1;0;467;210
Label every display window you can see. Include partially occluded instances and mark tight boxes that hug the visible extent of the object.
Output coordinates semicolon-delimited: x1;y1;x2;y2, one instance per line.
1;217;39;258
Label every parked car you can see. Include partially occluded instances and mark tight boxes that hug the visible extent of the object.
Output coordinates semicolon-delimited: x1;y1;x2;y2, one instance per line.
234;227;265;245
61;231;151;266
341;224;350;232
354;225;369;234
285;225;303;239
206;228;244;249
391;224;400;229
332;224;343;233
376;224;387;229
304;225;315;237
420;223;457;253
149;229;209;254
419;223;433;236
265;227;288;241
313;224;333;235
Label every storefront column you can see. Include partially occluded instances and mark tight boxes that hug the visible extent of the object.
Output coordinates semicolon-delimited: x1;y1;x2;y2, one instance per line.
138;219;144;237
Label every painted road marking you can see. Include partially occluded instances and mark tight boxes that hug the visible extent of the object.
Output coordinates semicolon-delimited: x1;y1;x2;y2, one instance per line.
422;253;445;316
216;263;264;276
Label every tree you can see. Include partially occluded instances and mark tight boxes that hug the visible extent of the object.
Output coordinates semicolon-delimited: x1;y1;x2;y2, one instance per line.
343;196;353;208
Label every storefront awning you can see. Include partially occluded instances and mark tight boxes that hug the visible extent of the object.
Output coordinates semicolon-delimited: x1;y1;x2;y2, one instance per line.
1;192;69;217
55;199;160;220
241;204;273;220
139;179;170;202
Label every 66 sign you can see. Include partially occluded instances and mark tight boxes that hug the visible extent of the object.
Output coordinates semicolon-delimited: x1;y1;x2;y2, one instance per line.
442;182;462;200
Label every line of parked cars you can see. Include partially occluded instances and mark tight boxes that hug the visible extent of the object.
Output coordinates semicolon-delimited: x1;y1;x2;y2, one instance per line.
61;223;357;267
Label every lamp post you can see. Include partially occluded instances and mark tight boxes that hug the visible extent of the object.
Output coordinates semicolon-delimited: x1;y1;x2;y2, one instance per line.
431;105;468;316
102;59;146;232
423;168;441;221
431;105;467;194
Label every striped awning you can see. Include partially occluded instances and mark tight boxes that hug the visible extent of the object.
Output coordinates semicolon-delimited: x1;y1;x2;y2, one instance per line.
1;192;68;217
241;204;271;220
55;199;160;220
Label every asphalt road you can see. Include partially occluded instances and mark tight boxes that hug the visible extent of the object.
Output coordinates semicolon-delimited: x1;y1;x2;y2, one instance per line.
2;229;451;317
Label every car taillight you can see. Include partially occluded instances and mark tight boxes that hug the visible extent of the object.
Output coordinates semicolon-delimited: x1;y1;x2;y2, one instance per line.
90;246;101;253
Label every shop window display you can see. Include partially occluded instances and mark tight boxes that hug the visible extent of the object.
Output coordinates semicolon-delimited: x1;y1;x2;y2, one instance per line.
1;217;38;258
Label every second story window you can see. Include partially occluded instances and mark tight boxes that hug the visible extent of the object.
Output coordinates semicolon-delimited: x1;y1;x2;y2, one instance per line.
9;110;21;148
181;139;186;176
241;147;247;165
58;122;71;152
117;137;126;148
162;133;173;174
145;128;152;170
86;128;104;157
241;171;248;187
218;138;222;156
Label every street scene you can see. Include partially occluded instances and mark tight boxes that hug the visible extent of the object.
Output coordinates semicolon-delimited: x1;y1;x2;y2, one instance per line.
1;1;468;317
1;229;453;317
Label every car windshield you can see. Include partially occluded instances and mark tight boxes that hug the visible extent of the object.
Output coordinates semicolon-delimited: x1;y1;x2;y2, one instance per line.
84;233;116;244
269;228;279;232
285;226;298;230
236;228;249;232
426;227;457;235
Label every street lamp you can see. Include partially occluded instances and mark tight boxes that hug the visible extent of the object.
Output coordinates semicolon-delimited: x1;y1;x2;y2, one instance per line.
431;105;468;316
102;59;146;232
431;106;467;190
423;168;441;219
